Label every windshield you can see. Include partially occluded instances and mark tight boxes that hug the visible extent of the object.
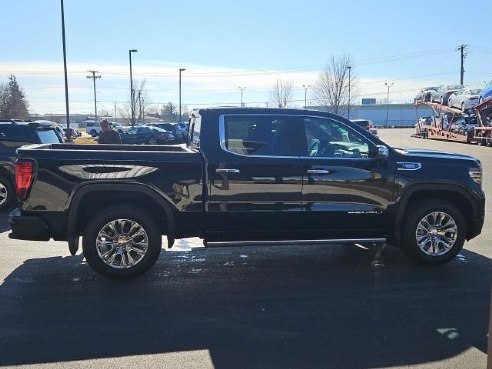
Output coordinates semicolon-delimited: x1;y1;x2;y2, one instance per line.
36;129;62;143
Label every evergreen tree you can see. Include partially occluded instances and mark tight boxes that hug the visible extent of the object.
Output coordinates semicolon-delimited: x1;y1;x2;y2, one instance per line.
0;74;29;119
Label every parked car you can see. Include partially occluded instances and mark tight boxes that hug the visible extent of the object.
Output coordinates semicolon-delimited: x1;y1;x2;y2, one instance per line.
121;125;175;144
414;116;434;136
431;85;464;105
0;119;63;211
111;123;129;134
63;127;82;139
448;88;482;111
414;87;438;103
350;119;378;136
479;81;492;105
449;116;477;139
150;122;186;142
9;108;485;279
85;121;101;137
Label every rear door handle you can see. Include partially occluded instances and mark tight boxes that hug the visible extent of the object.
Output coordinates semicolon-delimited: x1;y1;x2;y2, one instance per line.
216;168;240;174
306;169;330;175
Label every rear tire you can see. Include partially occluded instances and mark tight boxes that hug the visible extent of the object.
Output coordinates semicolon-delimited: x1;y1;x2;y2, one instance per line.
148;137;157;145
82;205;162;279
0;176;15;211
401;200;465;266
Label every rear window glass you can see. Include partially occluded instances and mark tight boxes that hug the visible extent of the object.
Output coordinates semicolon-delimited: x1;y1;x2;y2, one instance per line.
0;125;32;148
37;129;62;143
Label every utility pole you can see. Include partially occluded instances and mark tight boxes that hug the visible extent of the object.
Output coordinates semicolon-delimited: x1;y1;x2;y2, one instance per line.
60;0;71;141
458;44;468;85
179;68;185;123
238;86;246;107
385;82;394;128
114;102;117;120
302;84;310;109
86;70;101;126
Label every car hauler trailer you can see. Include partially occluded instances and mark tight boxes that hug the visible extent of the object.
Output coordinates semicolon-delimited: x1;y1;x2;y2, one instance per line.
473;99;492;146
414;102;476;144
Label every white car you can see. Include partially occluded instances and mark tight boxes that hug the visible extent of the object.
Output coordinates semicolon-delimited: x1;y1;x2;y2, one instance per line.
448;88;482;111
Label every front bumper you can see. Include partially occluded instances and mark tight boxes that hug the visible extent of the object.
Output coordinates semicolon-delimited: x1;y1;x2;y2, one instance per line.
8;208;51;241
468;216;485;240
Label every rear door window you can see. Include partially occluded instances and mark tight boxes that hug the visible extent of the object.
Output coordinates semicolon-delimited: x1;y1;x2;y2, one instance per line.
222;115;298;157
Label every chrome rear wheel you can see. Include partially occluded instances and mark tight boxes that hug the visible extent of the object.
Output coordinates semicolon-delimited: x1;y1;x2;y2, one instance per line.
96;219;149;269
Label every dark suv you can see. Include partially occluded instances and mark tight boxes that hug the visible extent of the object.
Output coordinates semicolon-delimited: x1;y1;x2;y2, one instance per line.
0;120;63;211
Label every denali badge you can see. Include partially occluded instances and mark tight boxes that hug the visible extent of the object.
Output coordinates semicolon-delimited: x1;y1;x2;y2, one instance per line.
397;162;422;171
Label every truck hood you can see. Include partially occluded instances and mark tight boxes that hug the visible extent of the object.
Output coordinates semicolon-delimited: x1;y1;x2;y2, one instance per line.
395;148;480;164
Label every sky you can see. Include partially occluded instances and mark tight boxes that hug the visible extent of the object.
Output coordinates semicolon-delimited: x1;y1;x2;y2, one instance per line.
1;0;491;117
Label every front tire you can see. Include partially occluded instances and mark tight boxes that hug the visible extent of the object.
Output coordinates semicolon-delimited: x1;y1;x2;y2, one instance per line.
0;176;15;211
148;137;157;145
401;201;465;266
82;206;162;279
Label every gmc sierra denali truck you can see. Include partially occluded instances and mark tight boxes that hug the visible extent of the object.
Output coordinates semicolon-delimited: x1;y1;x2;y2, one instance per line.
9;108;485;279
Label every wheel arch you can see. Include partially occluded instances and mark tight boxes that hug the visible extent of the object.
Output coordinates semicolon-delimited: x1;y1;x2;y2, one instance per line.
393;185;479;245
67;183;176;247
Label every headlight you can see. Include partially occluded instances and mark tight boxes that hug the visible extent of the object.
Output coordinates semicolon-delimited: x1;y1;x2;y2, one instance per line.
469;167;482;186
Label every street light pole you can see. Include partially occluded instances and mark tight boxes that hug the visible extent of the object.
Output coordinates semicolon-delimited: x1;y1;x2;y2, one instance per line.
347;66;352;119
179;68;186;123
302;84;310;109
129;49;137;127
60;0;71;141
385;82;394;127
238;86;246;107
86;70;101;126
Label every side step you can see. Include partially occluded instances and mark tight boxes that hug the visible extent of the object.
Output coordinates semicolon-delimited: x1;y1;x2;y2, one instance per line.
203;238;386;247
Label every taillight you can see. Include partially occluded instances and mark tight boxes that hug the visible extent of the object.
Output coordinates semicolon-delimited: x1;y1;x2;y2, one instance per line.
15;160;34;201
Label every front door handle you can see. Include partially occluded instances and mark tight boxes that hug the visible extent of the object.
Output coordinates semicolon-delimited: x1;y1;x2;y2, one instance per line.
306;169;331;175
216;168;240;174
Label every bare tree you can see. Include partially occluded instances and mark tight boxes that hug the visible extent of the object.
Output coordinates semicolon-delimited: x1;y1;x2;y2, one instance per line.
270;79;293;108
314;55;355;116
135;80;150;122
119;79;150;123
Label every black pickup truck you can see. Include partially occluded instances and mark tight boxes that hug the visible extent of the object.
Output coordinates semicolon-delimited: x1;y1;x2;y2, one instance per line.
9;108;485;279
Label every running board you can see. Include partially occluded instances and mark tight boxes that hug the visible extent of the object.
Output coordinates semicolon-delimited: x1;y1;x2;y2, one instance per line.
204;238;386;247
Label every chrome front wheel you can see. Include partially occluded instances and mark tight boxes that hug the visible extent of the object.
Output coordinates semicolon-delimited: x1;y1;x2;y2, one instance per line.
402;201;465;265
415;211;457;256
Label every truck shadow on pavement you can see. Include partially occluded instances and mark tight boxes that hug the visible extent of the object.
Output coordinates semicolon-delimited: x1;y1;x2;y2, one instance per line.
0;243;490;368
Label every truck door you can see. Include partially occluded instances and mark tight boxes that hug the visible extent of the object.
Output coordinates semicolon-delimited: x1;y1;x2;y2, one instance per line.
298;115;395;239
206;114;304;239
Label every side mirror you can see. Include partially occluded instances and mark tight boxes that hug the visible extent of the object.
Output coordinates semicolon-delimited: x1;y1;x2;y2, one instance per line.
377;145;389;158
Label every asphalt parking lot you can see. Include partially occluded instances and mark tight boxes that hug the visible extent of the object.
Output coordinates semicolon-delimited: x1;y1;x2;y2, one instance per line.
1;128;491;369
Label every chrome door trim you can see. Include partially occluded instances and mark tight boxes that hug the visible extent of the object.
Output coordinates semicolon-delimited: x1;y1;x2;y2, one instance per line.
306;169;331;174
216;168;240;174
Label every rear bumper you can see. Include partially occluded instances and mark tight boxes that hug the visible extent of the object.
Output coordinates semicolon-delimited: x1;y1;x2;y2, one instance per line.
8;208;51;241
